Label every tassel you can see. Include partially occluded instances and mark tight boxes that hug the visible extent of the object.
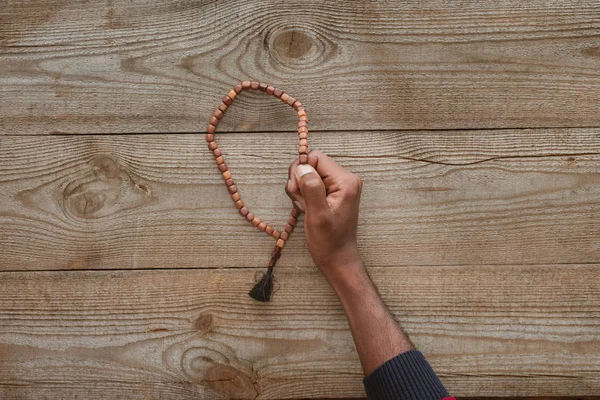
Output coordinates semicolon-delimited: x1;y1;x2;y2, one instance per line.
249;245;281;302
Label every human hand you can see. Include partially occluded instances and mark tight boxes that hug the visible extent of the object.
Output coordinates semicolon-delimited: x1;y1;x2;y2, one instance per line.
286;150;364;283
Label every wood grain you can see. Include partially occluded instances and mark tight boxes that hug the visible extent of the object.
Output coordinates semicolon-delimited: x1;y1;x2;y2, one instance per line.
1;128;599;271
2;1;600;134
1;265;599;399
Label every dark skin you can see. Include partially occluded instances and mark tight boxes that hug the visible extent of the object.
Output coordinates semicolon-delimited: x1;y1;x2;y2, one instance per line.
286;150;414;376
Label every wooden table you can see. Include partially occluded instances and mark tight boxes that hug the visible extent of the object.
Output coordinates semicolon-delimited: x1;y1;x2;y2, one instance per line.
1;1;599;398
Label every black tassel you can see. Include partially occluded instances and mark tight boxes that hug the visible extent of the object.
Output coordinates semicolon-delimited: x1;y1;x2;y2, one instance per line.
249;245;281;302
248;266;274;302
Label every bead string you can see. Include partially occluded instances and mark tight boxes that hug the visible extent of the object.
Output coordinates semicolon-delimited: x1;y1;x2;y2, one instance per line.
206;81;308;301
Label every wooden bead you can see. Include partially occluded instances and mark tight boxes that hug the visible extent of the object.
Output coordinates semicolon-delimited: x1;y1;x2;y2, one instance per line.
227;90;237;100
287;97;296;106
288;216;297;226
257;222;267;231
207;124;216;134
235;200;244;209
284;224;293;234
259;83;267;91
218;103;228;112
280;231;290;240
298;126;308;134
298;131;308;139
228;184;237;194
266;85;275;95
298;120;308;128
242;80;251;89
272;230;281;239
299;139;308;147
214;109;224;119
225;178;234;186
294;101;302;110
208;141;218;151
234;84;243;94
265;226;274;235
206;133;214;142
298;109;307;118
273;88;282;98
251;216;261;227
298;146;308;154
291;208;300;218
250;81;259;90
299;154;308;164
239;206;249;216
276;239;285;248
232;192;240;201
299;115;308;122
218;163;228;172
210;116;220;126
246;212;254;222
215;156;224;164
222;170;232;180
213;148;222;157
222;95;233;106
281;93;290;102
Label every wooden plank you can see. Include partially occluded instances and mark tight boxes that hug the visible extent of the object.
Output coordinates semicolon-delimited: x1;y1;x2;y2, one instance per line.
0;265;599;398
2;1;600;134
1;128;599;271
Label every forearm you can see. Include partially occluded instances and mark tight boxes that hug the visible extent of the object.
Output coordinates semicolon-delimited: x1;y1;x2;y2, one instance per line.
327;260;414;376
287;152;451;398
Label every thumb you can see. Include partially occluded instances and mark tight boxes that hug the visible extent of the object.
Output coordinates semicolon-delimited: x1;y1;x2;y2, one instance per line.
295;164;328;213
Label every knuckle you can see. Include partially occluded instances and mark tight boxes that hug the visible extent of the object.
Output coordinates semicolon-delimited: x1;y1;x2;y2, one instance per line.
284;185;294;198
342;173;362;197
346;185;359;197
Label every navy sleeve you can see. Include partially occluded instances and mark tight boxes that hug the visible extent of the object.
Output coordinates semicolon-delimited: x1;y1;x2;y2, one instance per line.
363;350;451;400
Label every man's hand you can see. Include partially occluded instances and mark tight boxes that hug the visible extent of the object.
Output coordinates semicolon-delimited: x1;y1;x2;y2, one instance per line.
286;150;415;377
286;150;364;283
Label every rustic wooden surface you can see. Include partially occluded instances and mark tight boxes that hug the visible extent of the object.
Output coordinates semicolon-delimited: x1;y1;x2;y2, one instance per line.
1;0;599;399
1;265;599;399
1;129;599;271
2;0;600;134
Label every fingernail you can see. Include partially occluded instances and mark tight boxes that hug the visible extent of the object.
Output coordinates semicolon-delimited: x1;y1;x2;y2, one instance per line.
295;164;315;179
293;201;305;213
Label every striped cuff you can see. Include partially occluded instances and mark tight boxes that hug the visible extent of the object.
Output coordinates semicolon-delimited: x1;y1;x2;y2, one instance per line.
363;350;450;400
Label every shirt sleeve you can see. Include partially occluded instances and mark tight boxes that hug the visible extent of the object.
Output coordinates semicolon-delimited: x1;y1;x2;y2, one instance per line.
363;350;453;400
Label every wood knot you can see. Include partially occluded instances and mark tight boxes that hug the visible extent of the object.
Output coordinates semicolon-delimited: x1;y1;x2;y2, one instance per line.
91;155;121;181
203;364;258;399
267;27;337;68
272;29;312;59
62;154;155;220
65;191;106;218
181;349;257;398
193;313;214;334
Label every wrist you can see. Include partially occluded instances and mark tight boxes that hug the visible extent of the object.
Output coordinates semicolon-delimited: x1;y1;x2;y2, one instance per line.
329;260;377;314
323;257;369;294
